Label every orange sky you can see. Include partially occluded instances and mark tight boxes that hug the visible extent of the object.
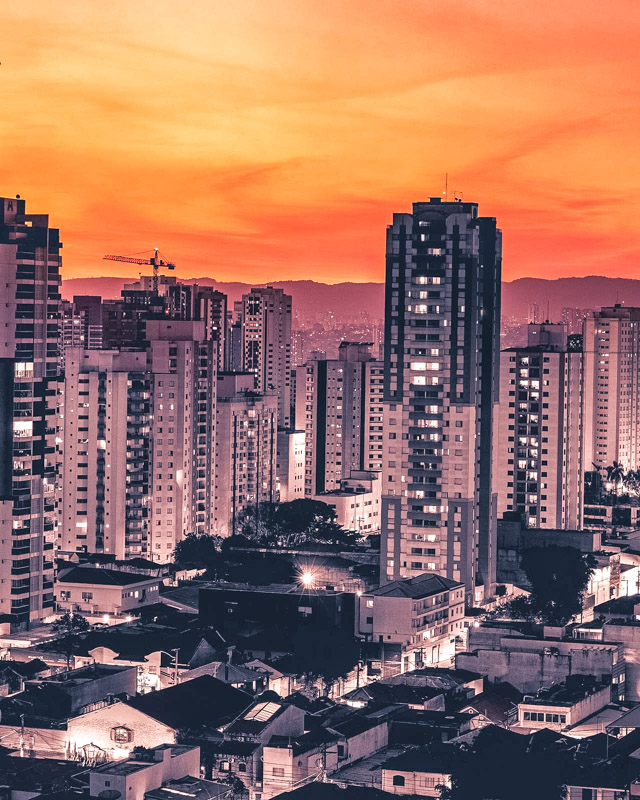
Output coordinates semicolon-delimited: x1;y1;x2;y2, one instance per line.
3;0;640;283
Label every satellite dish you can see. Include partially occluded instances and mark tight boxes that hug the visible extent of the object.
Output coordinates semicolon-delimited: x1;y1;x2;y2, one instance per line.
99;792;122;799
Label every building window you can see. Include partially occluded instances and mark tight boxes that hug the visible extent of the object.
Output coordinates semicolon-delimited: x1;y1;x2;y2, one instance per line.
392;775;405;787
110;726;133;744
272;767;284;777
238;763;247;773
220;761;230;771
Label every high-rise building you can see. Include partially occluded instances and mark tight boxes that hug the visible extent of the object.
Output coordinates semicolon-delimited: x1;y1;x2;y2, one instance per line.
276;429;306;503
72;295;103;349
213;373;277;536
381;198;501;602
193;287;227;371
146;320;216;561
583;306;640;472
295;342;384;496
61;348;151;559
0;196;62;629
496;323;583;530
242;287;292;428
61;320;217;561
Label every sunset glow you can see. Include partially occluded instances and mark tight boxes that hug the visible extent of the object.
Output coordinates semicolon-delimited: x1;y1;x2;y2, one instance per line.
3;0;639;282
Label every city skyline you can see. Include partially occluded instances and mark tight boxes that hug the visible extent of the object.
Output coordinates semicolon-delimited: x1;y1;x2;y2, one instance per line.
3;1;640;793
3;0;640;284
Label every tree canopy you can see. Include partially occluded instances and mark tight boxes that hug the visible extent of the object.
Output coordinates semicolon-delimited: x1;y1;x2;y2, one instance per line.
288;627;361;691
438;727;567;800
51;611;91;668
174;533;222;567
233;499;359;547
502;545;595;625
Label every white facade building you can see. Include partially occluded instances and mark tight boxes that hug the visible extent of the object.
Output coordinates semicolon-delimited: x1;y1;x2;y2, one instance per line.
242;286;292;429
295;342;384;497
214;373;277;536
496;323;584;530
583;305;640;472
0;196;61;629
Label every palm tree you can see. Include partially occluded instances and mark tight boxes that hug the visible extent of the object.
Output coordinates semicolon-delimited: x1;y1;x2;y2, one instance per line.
606;461;625;496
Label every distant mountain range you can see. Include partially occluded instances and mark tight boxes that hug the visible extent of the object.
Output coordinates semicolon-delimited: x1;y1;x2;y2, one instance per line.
61;275;640;324
61;277;386;323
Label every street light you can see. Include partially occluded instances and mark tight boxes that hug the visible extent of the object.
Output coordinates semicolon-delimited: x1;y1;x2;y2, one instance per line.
300;571;315;588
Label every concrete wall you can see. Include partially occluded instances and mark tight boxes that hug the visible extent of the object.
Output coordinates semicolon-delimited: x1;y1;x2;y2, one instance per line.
340;721;388;767
381;767;451;797
518;683;611;729
262;742;339;799
457;636;621;694
31;665;138;715
66;702;175;762
603;622;640;702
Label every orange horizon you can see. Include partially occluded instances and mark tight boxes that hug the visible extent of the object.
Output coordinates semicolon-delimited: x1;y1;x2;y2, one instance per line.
4;1;640;284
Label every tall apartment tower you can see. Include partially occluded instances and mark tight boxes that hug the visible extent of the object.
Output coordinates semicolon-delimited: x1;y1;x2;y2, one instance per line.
381;198;501;603
242;287;292;428
496;323;583;530
145;320;216;561
61;348;151;559
583;306;640;472
213;373;277;536
193;287;227;371
294;342;384;496
61;321;217;562
0;197;62;629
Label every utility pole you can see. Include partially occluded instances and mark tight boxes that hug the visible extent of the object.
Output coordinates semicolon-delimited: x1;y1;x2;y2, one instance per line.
173;648;179;686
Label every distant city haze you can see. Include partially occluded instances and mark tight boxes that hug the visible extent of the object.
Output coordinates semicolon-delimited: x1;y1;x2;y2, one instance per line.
4;0;639;282
63;275;640;324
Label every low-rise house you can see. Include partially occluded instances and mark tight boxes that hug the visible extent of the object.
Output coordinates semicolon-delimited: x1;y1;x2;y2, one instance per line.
0;754;90;797
146;775;233;799
326;710;390;769
0;657;49;695
244;659;296;697
262;729;340;799
29;622;233;692
388;709;478;745
0;663;138;759
67;676;252;763
181;660;266;694
90;744;200;800
457;621;624;697
55;566;162;617
459;682;522;728
342;682;445;711
381;666;483;698
292;553;377;594
381;748;455;797
358;574;465;672
571;618;640;702
207;698;305;788
310;471;382;535
517;678;613;732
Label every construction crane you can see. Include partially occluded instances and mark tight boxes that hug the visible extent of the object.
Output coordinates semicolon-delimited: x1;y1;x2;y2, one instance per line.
103;248;175;294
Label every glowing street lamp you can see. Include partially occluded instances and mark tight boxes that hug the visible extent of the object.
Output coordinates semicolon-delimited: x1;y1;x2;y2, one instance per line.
300;571;315;588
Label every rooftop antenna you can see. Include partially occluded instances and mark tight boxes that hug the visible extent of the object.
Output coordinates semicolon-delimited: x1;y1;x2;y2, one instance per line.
443;173;448;201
